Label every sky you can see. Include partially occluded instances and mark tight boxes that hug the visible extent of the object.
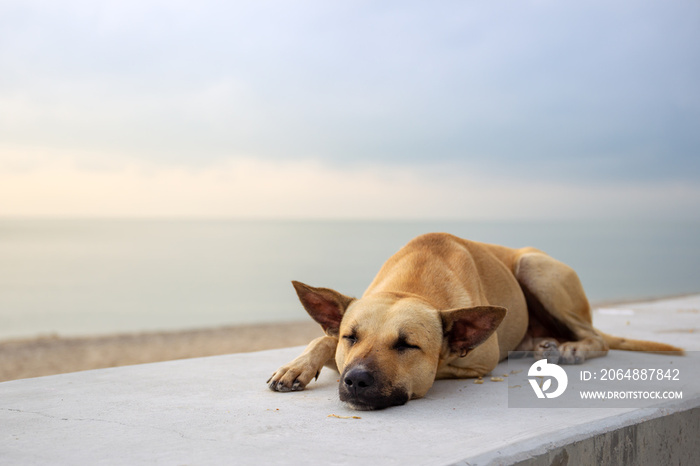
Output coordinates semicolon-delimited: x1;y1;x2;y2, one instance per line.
1;0;699;220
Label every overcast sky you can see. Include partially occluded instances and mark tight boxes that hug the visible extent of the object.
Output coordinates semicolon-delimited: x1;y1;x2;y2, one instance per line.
1;0;699;219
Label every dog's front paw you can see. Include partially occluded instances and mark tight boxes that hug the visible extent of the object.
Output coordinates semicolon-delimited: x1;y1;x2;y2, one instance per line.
267;363;320;392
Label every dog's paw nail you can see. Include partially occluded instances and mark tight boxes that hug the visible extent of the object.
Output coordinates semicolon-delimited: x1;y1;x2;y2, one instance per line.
276;382;291;392
292;380;302;391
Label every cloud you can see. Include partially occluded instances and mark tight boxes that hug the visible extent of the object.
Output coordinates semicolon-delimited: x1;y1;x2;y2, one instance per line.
1;1;698;220
1;1;698;182
2;150;698;220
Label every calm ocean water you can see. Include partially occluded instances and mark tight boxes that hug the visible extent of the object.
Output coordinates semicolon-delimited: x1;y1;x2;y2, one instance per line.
1;219;698;340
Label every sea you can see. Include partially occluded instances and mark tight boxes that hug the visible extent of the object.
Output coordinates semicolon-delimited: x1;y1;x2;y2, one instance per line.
1;219;699;340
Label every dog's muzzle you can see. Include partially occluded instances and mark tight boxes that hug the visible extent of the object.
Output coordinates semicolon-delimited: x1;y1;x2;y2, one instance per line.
338;365;409;410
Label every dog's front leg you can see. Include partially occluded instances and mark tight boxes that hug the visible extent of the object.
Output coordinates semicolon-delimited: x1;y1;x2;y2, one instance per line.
267;336;338;392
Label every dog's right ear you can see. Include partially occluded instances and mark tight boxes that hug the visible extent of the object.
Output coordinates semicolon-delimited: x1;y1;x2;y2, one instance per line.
292;281;355;337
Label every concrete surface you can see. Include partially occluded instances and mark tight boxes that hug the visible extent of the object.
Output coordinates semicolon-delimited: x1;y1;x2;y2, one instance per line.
1;295;699;465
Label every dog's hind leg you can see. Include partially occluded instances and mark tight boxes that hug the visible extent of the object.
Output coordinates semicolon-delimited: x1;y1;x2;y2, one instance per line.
268;336;338;392
514;250;608;364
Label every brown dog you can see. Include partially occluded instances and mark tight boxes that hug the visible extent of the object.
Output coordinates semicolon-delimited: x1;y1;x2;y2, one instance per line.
267;233;682;410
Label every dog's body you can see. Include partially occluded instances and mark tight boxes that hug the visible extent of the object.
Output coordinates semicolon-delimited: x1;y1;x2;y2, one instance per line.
268;233;682;410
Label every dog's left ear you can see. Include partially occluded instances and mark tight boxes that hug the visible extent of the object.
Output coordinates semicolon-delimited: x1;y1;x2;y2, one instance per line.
441;306;507;355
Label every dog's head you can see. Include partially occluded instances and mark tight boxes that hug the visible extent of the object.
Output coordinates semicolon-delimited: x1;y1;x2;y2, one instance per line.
292;281;506;410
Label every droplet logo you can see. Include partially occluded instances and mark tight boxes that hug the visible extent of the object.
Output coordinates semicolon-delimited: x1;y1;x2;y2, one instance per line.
528;359;568;399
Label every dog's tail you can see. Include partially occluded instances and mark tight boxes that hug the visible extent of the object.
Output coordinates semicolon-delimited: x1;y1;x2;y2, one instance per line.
601;332;685;355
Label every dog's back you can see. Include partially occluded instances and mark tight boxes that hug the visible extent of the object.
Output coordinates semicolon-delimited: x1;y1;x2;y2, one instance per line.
364;233;530;357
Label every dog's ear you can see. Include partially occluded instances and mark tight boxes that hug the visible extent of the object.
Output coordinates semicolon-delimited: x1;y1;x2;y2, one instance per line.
292;281;355;336
441;306;507;356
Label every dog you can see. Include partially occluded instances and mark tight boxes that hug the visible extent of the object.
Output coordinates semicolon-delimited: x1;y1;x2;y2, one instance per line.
267;233;683;410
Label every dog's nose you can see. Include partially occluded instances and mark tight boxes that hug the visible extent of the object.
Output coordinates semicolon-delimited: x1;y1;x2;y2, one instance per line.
343;367;374;393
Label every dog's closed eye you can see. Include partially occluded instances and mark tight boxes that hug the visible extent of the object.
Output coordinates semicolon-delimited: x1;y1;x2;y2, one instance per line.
394;336;421;352
343;333;358;346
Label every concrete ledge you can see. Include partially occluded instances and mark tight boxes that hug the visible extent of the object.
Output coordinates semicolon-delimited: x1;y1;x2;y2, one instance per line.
511;406;700;466
1;295;699;465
